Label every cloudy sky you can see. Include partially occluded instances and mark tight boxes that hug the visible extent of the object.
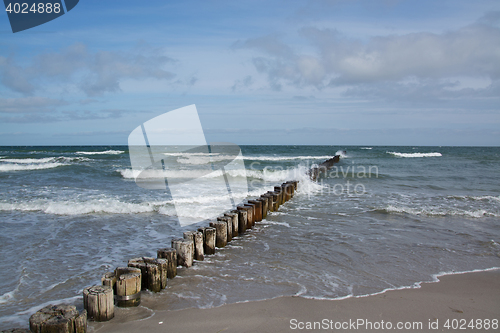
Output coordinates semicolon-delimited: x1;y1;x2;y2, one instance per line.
1;0;499;146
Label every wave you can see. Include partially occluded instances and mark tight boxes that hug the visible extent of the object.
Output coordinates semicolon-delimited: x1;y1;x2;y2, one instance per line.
76;150;124;155
360;147;372;150
448;195;500;203
0;198;161;215
243;155;333;162
0;157;89;172
380;205;499;218
387;152;442;158
0;163;67;172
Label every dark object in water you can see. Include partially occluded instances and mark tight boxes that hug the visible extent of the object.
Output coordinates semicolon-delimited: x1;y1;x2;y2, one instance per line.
307;155;341;181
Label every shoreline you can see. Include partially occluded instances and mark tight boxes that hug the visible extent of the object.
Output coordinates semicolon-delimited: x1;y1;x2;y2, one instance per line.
90;268;500;332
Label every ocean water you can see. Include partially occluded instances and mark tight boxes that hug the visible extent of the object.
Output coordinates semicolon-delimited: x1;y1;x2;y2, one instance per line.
0;146;499;329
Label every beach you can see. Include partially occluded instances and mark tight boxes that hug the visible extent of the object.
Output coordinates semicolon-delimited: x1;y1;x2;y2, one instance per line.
91;269;500;332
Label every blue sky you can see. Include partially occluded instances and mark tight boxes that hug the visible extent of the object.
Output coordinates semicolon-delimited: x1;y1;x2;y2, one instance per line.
0;0;499;146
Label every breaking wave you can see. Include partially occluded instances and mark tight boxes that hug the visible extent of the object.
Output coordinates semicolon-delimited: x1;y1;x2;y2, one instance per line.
387;152;442;158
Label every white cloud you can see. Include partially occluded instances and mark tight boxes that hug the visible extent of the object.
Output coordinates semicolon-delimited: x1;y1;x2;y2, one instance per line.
0;43;176;96
236;12;500;101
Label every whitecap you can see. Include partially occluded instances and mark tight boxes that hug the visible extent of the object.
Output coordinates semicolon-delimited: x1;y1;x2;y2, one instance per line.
387;152;442;158
76;150;124;155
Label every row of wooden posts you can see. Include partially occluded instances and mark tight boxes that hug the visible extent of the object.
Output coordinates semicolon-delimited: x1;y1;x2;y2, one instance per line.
21;181;298;333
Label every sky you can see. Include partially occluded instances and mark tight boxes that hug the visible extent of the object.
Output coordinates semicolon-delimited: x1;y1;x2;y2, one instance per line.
0;0;499;146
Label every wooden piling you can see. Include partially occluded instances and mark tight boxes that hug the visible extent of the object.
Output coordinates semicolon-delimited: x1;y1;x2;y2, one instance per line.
209;221;227;248
248;200;262;222
274;186;284;205
101;272;116;289
83;285;114;322
128;258;161;292
171;238;194;268
29;304;87;333
262;194;273;212
217;216;232;242
243;203;255;228
157;248;177;279
236;206;249;234
143;257;168;290
268;191;279;211
194;231;205;260
114;267;141;307
258;197;268;219
225;211;239;237
184;230;204;259
198;227;216;255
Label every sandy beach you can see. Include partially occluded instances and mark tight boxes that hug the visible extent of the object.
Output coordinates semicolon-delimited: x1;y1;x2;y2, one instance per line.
90;269;499;333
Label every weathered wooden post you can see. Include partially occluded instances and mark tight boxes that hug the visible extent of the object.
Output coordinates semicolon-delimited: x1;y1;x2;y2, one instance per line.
128;258;161;292
217;216;232;242
198;227;216;255
225;211;239;237
209;221;227;248
243;203;255;228
101;272;116;289
274;186;283;205
236;206;249;234
157;248;177;279
171;238;194;267
114;267;141;307
194;231;205;260
83;285;114;322
248;200;262;222
143;257;168;290
185;230;205;260
257;197;268;219
29;304;87;333
267;191;279;211
262;194;273;212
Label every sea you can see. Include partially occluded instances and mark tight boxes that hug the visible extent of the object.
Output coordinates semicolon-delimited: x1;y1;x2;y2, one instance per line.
0;145;499;330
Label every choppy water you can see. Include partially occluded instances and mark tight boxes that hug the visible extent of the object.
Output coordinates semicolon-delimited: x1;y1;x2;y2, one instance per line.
0;146;499;329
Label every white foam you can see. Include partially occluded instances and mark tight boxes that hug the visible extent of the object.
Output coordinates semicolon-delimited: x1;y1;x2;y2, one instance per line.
243;155;333;161
0;199;159;215
0;162;67;171
0;156;89;172
76;150;124;155
387;152;442;158
360;147;372;150
383;205;499;218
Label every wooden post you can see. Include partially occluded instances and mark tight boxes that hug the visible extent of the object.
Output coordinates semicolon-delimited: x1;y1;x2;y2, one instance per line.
236;207;248;234
248;200;262;222
199;227;216;255
243;203;255;228
262;194;273;212
217;216;232;242
209;221;227;248
101;272;116;289
183;231;202;259
258;197;268;219
157;247;177;279
274;186;283;205
127;258;149;291
114;267;141;307
171;238;194;267
83;285;114;322
225;212;239;237
143;257;168;290
29;304;87;333
193;231;205;260
286;181;296;197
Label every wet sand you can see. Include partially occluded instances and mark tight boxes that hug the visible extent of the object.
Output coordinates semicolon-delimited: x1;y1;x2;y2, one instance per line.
91;269;499;333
